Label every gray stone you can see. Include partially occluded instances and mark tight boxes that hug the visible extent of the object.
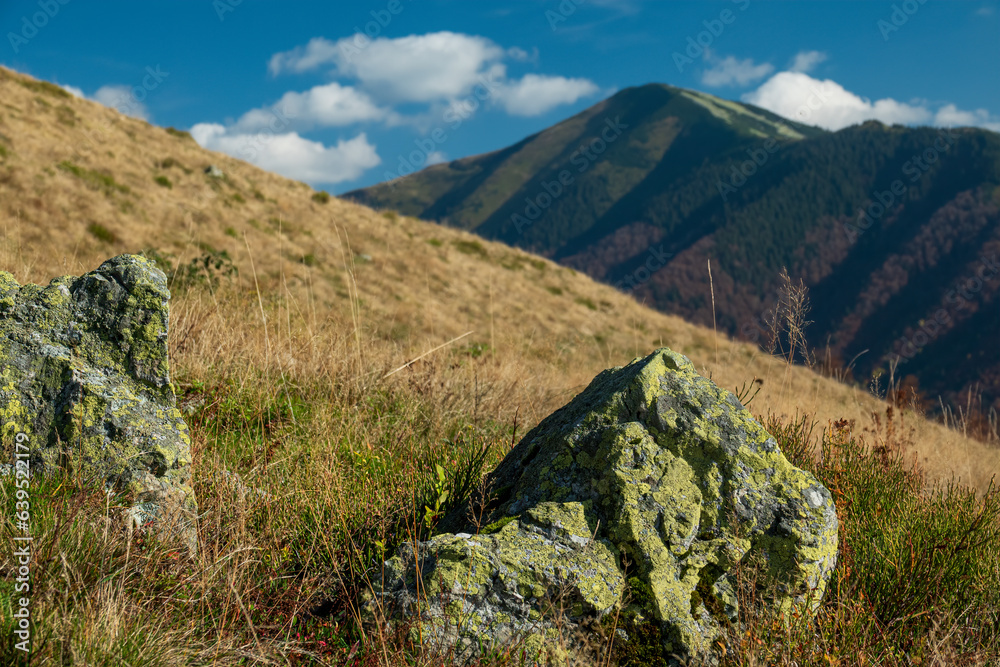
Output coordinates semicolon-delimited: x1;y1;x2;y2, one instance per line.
367;348;838;664
0;254;196;549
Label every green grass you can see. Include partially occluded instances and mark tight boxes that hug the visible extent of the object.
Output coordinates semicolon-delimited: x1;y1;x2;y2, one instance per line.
451;238;488;259
165;127;193;142
18;78;71;99
86;222;117;244
57;161;131;197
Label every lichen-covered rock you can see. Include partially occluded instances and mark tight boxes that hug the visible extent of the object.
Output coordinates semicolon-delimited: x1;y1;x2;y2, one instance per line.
0;254;196;548
370;348;838;664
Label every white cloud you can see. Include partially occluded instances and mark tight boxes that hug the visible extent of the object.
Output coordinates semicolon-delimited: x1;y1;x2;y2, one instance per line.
426;151;448;165
701;55;774;88
267;31;599;116
789;50;827;74
268;37;340;75
742;71;932;129
506;46;538;63
61;84;85;98
60;83;151;120
92;84;151;121
743;70;1000;132
191;123;381;185
270;32;507;104
233;82;392;132
975;6;994;16
934;104;1000;132
497;74;600;116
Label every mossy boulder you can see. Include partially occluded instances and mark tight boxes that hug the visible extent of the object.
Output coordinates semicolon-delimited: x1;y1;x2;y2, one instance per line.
369;348;838;664
0;254;196;548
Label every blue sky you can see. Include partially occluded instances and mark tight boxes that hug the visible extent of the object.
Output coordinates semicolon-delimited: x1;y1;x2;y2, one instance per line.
2;0;998;194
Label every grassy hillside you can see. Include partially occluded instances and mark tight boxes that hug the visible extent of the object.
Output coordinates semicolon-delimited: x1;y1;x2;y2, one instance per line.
1;66;999;665
0;65;995;490
347;84;1000;419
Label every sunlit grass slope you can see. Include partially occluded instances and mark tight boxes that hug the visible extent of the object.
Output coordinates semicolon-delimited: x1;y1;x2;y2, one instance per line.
0;65;996;491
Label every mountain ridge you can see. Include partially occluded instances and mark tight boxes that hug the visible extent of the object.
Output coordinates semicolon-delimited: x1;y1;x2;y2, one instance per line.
346;83;1000;415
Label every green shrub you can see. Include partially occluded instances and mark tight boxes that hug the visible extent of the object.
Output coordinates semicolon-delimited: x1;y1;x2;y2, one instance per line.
224;227;238;238
312;191;331;204
86;222;116;244
154;175;172;189
165;127;193;141
575;296;597;310
427;238;443;247
55;104;77;127
546;285;563;296
18;78;70;98
299;253;317;267
452;239;488;258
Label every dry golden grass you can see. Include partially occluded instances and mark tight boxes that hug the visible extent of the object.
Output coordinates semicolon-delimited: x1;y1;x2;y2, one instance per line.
1;64;997;494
